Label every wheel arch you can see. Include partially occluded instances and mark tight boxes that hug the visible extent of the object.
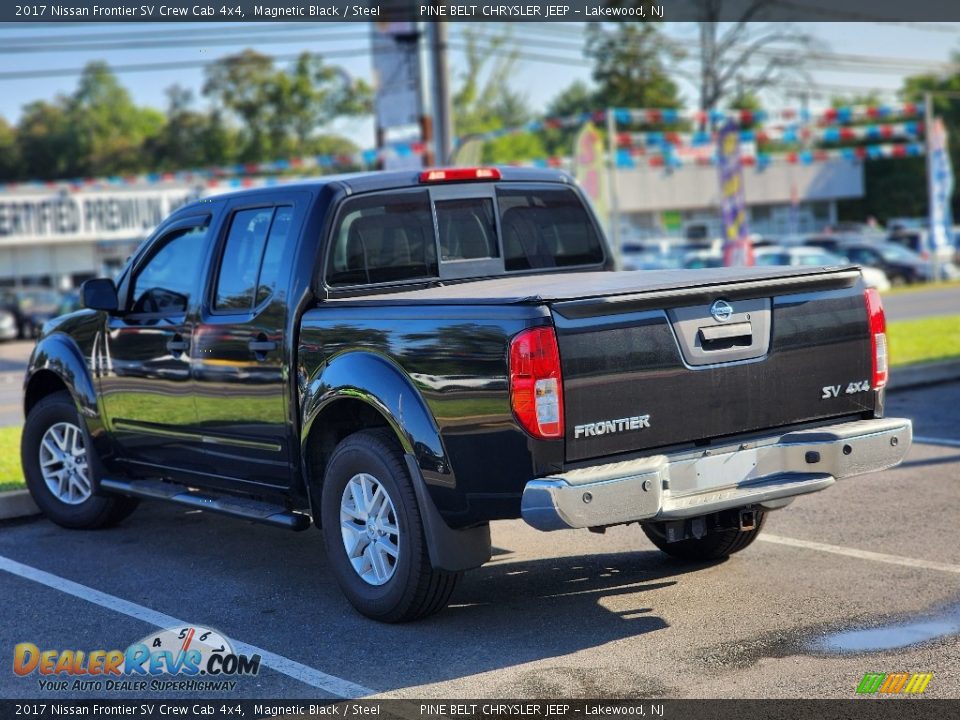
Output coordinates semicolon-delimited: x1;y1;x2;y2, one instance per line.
300;351;453;506
299;351;489;572
24;334;99;424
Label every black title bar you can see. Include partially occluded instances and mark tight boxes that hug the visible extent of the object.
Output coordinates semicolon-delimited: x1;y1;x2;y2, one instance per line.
4;0;960;23
3;700;960;719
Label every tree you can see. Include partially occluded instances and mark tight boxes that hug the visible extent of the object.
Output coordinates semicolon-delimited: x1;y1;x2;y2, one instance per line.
17;99;73;180
694;1;814;113
0;116;21;180
204;50;372;161
66;62;164;176
546;81;597;119
203;50;276;161
452;28;546;164
585;23;685;110
146;85;225;170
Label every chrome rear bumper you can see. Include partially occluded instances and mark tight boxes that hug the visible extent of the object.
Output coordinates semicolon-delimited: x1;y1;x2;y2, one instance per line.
521;417;912;531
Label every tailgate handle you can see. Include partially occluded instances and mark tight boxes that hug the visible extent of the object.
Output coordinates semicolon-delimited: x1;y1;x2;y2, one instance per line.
699;322;753;349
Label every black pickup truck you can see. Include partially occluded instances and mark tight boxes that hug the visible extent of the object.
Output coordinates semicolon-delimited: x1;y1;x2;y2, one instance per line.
21;167;911;622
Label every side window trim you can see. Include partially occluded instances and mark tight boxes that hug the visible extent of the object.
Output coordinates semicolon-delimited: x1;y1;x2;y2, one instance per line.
122;216;211;317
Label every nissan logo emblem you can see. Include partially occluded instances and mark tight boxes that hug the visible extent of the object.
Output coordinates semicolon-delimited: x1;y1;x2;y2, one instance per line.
711;300;733;322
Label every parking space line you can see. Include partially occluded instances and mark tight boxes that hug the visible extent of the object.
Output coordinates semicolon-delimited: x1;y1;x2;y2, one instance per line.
914;436;960;448
759;534;960;574
0;554;374;699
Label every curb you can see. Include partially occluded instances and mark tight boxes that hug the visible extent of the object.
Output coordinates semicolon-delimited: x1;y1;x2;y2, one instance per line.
888;358;960;392
0;489;39;521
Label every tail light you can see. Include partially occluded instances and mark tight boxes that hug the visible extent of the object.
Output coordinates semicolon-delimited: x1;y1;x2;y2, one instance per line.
509;327;564;439
865;288;888;389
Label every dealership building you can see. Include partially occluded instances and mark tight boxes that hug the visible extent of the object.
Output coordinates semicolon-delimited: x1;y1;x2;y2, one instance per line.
612;158;865;242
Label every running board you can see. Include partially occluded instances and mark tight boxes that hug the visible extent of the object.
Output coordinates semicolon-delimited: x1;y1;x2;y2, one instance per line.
99;478;311;531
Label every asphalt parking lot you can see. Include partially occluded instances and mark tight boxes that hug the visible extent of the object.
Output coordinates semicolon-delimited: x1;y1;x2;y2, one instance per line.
1;379;958;701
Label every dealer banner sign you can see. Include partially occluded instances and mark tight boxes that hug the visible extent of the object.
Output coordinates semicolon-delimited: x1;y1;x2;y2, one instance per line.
0;187;203;245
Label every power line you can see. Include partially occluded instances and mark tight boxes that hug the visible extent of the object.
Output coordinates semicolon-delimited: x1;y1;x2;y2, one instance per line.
0;30;370;54
0;47;371;81
0;22;313;44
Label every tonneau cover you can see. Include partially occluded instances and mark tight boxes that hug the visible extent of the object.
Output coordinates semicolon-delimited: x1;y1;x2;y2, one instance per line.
330;266;857;305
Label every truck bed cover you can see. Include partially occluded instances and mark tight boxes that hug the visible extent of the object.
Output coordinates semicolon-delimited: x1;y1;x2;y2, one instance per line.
329;265;858;305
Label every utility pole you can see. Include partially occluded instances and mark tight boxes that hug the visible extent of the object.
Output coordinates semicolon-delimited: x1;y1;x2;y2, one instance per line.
428;21;453;165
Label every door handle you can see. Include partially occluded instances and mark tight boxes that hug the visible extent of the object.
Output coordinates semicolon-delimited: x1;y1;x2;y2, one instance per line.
248;335;277;356
166;335;189;356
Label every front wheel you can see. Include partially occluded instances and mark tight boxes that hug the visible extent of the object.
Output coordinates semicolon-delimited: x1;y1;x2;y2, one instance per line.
642;511;766;562
320;429;460;622
21;391;139;529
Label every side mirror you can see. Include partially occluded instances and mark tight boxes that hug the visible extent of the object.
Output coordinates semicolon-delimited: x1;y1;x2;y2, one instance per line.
81;278;119;312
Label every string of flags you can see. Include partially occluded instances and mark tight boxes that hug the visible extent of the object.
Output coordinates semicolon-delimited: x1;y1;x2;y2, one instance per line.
614;142;926;169
611;103;920;127
618;122;924;150
506;143;927;171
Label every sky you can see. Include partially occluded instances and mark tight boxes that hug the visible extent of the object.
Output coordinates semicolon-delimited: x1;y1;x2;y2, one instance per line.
0;21;958;152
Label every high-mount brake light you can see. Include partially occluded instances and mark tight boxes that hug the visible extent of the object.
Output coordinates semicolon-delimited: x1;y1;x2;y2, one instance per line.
509;326;564;439
418;167;501;183
864;288;888;389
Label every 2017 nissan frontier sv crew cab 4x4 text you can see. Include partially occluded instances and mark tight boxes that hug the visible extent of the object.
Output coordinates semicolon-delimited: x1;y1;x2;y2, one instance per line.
21;167;912;622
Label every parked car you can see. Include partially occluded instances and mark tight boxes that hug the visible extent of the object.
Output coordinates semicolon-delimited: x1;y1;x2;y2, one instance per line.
753;246;891;291
0;287;63;339
839;242;933;286
682;249;725;269
0;309;17;341
886;228;960;280
21;167;911;622
620;243;684;271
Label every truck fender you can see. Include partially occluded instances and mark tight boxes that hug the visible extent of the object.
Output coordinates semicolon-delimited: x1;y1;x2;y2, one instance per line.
301;350;491;572
24;332;100;427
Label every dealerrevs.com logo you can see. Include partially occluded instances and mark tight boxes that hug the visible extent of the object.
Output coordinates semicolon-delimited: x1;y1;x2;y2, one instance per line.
856;672;933;695
14;625;261;693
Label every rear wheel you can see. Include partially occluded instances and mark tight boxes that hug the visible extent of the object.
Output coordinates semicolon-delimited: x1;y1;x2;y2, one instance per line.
21;391;139;529
642;510;766;562
320;429;460;622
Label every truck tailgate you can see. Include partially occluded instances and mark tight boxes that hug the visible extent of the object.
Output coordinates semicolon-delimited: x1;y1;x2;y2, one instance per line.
552;268;875;463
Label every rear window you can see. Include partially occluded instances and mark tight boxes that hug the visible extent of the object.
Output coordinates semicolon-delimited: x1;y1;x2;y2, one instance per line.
325;184;605;288
497;187;605;271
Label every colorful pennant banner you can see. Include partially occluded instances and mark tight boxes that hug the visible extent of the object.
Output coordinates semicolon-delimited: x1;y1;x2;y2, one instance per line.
614;103;920;127
613;142;926;169
618;122;923;150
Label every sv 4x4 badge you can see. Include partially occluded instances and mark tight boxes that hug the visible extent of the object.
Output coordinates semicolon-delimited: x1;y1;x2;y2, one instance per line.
822;380;871;399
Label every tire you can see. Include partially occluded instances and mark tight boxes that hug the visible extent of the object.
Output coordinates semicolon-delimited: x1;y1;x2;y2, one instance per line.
642;511;766;562
320;429;460;622
21;391;139;529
